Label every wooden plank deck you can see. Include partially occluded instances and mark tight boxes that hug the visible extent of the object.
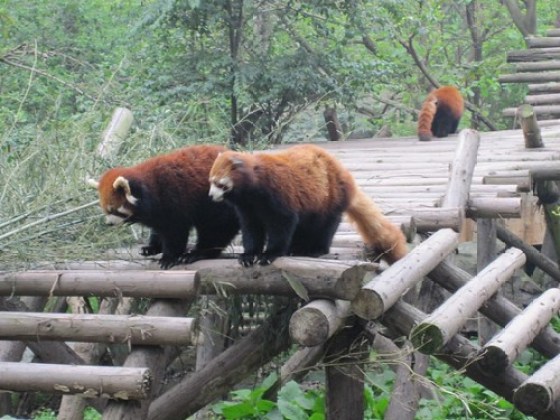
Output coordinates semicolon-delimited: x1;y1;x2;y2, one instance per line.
299;123;560;248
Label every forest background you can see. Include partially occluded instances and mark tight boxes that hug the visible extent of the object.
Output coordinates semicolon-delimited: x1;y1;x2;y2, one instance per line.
0;0;558;274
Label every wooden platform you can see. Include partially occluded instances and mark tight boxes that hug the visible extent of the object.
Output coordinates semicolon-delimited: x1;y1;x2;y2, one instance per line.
311;121;560;248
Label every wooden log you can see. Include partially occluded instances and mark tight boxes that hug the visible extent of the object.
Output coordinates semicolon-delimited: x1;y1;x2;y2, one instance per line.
503;105;560;117
428;259;560;358
526;37;560;48
440;129;481;208
382;300;560;419
103;299;191;418
410;248;526;354
477;218;498;346
351;229;459;320
385;341;426;420
516;61;560;72
197;257;377;300
525;92;560;104
146;305;295;420
496;225;560;283
0;270;198;298
479;288;560;374
507;48;560;62
500;72;560;84
547;29;560;37
0;312;196;346
517;104;544;148
513;353;560;415
325;323;366;420
483;174;531;192
0;362;150;399
531;167;560;182
529;82;560;94
289;300;350;346
466;197;522;218
97;107;134;161
388;207;463;232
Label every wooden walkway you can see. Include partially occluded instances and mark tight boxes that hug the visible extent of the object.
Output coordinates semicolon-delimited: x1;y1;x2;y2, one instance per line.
3;122;560;418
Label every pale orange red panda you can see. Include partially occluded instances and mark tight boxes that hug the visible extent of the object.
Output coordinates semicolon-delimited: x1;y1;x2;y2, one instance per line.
89;145;239;269
208;144;407;266
417;86;464;141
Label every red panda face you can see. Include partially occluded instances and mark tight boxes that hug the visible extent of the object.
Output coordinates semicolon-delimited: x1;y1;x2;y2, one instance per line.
208;152;245;202
91;170;138;225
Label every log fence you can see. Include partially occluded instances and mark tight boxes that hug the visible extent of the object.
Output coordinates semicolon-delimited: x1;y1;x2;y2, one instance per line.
3;115;560;419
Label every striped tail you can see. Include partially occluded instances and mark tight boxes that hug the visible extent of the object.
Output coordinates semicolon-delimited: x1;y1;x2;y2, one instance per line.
417;94;438;142
345;188;408;263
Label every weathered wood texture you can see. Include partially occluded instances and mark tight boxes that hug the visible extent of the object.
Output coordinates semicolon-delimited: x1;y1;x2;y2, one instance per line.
0;362;150;399
0;312;196;346
410;248;526;354
514;353;560;416
352;229;458;320
479;288;560;373
428;259;560;359
383;300;560;419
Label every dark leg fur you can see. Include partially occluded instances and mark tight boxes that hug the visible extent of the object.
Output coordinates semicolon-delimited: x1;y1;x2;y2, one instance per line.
290;213;341;257
258;213;299;265
158;227;190;269
432;107;459;138
237;209;266;267
140;230;163;256
183;217;240;264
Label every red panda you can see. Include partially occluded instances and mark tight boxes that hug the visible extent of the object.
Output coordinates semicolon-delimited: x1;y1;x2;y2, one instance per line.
89;145;239;269
208;144;407;266
417;86;464;141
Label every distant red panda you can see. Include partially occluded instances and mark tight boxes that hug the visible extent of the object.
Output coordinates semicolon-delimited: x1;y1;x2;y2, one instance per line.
208;144;407;266
89;145;239;269
417;86;464;141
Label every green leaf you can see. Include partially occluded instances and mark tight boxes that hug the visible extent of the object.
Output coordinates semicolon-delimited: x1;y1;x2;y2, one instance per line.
221;401;257;419
277;399;308;420
282;271;309;301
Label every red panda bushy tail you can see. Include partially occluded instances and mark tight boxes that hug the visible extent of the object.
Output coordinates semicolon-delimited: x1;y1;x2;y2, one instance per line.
345;188;408;263
417;93;438;142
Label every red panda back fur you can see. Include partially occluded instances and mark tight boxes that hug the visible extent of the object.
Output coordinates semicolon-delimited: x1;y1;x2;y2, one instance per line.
417;86;464;142
209;144;407;264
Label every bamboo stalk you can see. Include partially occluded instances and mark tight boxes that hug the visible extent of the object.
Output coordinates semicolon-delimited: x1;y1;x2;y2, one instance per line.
410;248;526;354
0;312;196;346
479;288;560;373
351;229;459;320
0;362;151;399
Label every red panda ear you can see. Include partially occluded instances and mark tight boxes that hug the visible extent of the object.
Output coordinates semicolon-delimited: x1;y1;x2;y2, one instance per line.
113;176;139;205
230;156;245;169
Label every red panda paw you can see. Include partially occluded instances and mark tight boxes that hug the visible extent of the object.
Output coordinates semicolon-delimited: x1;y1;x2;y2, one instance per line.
239;253;257;267
140;245;162;257
159;256;181;270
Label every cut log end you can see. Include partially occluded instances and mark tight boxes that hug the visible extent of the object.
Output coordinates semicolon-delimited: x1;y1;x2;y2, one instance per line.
513;382;553;415
350;288;384;320
477;345;509;374
289;307;330;347
409;323;444;354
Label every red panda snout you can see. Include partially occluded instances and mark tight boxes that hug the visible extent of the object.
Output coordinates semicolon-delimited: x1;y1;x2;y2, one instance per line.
209;176;233;202
103;205;134;225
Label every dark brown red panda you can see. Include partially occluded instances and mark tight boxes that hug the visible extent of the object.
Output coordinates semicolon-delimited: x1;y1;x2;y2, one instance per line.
89;145;239;269
417;86;464;141
208;144;407;266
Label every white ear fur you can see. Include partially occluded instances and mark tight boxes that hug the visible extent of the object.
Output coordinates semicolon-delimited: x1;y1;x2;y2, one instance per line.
113;176;138;205
86;178;100;189
230;156;244;168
